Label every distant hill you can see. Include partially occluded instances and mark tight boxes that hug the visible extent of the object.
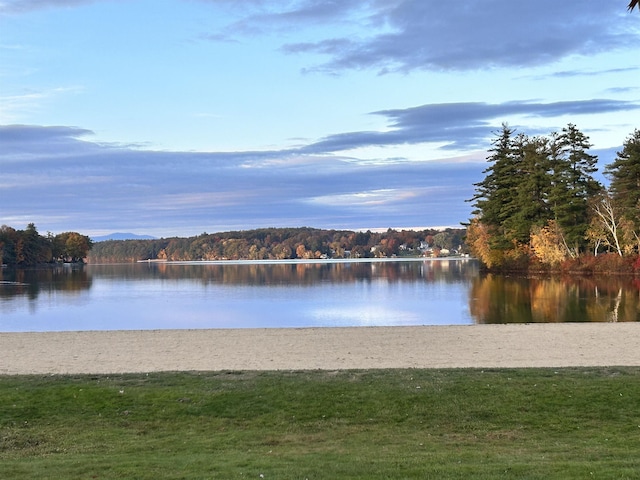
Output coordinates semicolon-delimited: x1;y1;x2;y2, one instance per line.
92;233;156;242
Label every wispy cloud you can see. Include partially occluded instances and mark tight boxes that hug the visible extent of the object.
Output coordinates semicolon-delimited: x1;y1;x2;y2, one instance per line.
1;95;633;235
2;0;637;236
202;0;639;73
520;66;640;81
548;67;640;78
0;0;100;14
5;0;638;75
0;86;84;123
0;124;484;235
305;188;414;207
298;99;640;153
199;0;370;39
605;86;639;94
0;92;49;122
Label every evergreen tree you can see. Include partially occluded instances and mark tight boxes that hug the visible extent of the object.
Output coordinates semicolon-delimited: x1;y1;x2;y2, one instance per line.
471;123;514;226
0;225;18;265
604;129;640;251
548;124;602;255
469;123;521;250
16;223;46;265
470;126;555;249
501;134;553;244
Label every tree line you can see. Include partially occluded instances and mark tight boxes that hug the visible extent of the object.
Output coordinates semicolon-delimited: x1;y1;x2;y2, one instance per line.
88;227;467;263
467;125;640;273
0;223;93;266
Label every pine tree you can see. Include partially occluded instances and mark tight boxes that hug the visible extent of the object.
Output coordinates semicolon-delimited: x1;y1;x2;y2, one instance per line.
470;127;554;248
502;135;553;244
469;123;520;249
548;124;602;255
604;129;640;252
468;123;608;269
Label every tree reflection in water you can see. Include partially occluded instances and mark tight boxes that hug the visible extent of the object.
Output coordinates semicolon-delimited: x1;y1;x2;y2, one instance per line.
469;274;640;323
0;266;91;301
2;261;638;327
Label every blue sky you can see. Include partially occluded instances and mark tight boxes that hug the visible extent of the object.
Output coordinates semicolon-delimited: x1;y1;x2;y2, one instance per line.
1;0;639;238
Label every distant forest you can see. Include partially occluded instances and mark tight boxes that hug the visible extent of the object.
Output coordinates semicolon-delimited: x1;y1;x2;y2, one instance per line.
88;227;467;263
0;223;93;266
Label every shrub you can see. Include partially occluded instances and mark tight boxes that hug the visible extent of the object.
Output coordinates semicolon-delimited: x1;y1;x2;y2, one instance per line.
562;253;638;275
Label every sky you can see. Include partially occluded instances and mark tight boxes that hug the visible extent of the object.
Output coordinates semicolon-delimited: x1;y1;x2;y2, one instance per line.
1;0;639;238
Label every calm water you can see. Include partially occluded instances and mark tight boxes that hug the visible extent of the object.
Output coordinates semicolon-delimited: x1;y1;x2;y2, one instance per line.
1;259;639;332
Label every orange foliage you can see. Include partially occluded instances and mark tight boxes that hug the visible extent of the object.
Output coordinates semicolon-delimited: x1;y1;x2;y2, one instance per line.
466;219;499;268
530;220;567;266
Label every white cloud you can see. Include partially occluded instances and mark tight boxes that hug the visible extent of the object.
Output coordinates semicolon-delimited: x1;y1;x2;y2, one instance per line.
306;189;415;207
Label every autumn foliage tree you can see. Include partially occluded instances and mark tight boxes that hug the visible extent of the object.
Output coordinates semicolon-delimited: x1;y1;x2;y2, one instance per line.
88;227;467;263
52;232;94;263
468;124;640;271
0;224;93;266
530;221;567;266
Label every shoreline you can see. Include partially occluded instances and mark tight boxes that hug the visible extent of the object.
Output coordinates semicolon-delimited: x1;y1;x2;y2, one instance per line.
132;256;467;265
2;323;640;375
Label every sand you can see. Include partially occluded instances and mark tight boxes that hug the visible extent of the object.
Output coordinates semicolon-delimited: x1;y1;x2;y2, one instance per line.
2;323;640;375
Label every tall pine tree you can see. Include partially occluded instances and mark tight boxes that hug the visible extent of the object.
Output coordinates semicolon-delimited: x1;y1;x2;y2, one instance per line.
503;135;553;243
548;124;602;255
469;123;520;250
604;129;640;252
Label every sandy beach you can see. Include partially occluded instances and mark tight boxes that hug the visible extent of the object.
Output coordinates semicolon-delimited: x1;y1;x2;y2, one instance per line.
1;323;640;375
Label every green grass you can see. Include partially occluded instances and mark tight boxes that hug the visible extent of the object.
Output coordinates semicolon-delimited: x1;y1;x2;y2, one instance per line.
2;368;640;479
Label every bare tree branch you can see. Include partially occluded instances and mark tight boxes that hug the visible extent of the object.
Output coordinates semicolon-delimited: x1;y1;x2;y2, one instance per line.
591;196;623;256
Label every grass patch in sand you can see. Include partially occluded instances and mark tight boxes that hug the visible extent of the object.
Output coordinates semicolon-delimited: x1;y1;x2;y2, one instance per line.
1;368;640;479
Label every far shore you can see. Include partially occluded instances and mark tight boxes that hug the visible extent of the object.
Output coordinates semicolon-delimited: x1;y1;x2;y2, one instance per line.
2;323;639;375
134;256;471;265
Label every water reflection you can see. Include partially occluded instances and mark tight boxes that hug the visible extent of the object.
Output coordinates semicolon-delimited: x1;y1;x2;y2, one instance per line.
0;265;91;301
1;260;639;331
89;259;476;286
470;274;640;323
0;260;477;331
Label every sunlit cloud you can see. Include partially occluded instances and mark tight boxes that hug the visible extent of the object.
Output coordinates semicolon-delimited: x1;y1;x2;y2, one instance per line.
306;189;415;207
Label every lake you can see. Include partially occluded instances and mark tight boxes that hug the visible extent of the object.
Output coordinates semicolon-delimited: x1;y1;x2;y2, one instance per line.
1;259;638;332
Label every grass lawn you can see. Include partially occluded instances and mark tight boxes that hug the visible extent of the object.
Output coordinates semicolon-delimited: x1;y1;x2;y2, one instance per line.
1;368;640;479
